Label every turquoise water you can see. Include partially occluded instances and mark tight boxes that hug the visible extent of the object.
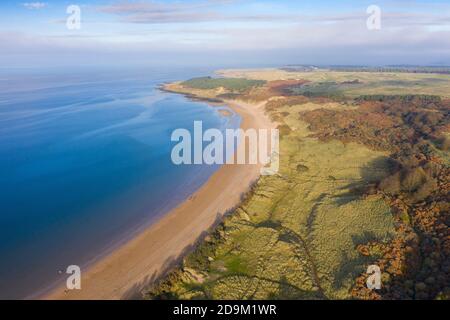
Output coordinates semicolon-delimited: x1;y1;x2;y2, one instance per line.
0;67;240;299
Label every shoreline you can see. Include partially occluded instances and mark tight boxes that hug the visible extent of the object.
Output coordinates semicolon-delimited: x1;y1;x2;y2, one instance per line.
44;86;274;300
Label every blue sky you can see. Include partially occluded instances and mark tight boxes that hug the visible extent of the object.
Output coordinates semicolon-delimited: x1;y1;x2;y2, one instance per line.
1;0;450;67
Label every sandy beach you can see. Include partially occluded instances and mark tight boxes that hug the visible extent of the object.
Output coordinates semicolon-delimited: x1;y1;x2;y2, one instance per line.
45;94;274;300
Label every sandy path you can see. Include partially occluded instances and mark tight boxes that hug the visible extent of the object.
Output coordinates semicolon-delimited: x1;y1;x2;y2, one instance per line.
45;99;274;300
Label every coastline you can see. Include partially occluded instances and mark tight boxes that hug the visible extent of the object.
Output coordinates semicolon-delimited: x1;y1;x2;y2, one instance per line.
44;85;274;300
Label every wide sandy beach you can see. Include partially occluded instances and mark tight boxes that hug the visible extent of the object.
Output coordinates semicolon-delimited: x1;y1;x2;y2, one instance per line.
45;93;274;300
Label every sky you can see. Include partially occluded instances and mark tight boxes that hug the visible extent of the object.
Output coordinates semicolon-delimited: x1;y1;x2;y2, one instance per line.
1;0;450;68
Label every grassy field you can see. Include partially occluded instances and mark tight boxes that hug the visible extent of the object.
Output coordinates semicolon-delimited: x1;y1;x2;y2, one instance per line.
147;101;396;300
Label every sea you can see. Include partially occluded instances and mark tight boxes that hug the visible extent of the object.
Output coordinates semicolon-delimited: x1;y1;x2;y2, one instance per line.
0;66;240;299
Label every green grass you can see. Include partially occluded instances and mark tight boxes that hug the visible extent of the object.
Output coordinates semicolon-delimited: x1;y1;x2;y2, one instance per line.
182;77;266;92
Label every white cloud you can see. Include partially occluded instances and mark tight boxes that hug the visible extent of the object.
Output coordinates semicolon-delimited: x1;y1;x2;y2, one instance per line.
22;2;47;10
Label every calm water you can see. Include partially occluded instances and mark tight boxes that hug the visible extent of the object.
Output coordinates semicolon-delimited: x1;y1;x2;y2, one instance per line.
0;67;240;299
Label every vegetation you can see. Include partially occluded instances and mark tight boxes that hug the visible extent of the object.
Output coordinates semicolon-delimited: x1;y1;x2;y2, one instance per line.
182;77;266;92
300;95;450;299
147;117;395;299
280;66;450;75
327;66;450;75
287;81;361;99
356;94;442;104
218;69;450;98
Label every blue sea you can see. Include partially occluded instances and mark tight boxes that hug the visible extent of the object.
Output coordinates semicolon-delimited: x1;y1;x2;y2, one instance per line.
0;66;240;299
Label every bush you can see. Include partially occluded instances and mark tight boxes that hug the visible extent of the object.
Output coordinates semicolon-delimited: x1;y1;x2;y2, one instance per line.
401;167;428;193
436;135;450;151
379;172;402;195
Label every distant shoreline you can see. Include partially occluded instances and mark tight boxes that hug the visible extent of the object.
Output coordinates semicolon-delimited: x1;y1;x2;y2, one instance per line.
44;82;274;300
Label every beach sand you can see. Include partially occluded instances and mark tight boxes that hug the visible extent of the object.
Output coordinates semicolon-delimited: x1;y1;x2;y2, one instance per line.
45;98;274;300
